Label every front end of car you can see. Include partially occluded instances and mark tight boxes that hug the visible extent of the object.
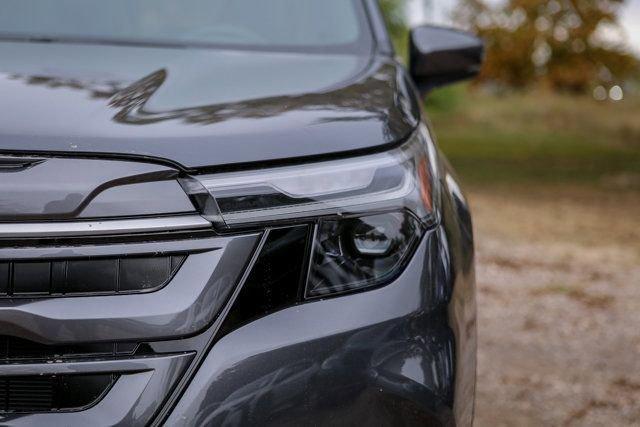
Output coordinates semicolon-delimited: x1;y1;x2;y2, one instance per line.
0;123;476;426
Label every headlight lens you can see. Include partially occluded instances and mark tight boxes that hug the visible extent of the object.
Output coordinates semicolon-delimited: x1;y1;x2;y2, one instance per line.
307;212;422;297
191;125;439;229
186;125;439;297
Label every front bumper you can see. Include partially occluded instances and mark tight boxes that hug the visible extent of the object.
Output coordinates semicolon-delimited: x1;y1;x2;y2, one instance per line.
165;226;476;426
0;224;474;426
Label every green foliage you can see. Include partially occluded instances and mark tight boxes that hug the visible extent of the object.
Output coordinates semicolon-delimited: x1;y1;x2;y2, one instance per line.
430;91;640;187
425;83;467;113
378;0;409;61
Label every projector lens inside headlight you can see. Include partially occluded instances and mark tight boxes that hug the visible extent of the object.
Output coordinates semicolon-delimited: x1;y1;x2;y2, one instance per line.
352;214;399;256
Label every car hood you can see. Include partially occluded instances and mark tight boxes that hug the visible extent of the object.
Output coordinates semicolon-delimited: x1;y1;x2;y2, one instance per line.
0;42;419;170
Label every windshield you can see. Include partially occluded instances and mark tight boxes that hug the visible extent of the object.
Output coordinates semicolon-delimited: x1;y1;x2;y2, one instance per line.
0;0;372;53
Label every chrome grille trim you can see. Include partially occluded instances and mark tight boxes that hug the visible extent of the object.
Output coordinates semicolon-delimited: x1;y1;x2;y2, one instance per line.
0;215;211;238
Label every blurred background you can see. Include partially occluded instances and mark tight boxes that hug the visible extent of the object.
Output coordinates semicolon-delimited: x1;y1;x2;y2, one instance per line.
379;0;640;425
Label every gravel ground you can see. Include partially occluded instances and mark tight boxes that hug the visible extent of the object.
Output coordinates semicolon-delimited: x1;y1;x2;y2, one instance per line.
469;186;640;426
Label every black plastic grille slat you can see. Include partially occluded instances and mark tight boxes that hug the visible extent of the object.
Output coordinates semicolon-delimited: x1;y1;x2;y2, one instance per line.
0;336;139;361
0;375;117;413
0;255;185;297
218;226;311;338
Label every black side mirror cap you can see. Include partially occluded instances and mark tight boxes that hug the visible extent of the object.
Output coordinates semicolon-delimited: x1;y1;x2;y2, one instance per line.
409;25;484;93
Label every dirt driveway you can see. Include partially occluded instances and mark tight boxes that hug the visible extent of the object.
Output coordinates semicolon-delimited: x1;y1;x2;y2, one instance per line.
469;186;640;426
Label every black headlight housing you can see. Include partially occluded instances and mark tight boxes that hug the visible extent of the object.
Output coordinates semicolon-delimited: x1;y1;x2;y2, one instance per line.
306;211;422;298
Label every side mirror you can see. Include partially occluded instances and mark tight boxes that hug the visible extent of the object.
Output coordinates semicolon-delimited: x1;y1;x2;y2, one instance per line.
409;25;484;93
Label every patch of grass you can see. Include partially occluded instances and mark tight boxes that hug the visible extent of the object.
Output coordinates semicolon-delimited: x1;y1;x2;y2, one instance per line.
424;83;467;113
426;88;640;189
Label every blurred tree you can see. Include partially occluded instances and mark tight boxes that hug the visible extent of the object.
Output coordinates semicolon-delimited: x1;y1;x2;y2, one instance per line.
454;0;639;92
379;0;409;59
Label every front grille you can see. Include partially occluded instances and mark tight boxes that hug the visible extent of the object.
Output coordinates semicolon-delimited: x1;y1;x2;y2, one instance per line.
0;374;117;413
0;336;140;361
0;154;227;422
0;255;186;297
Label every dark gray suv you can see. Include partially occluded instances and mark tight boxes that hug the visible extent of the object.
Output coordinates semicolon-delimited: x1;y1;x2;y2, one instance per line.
0;1;482;425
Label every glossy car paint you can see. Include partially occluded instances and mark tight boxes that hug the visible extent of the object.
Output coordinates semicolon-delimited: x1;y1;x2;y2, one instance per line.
0;1;477;426
0;43;419;169
410;26;485;92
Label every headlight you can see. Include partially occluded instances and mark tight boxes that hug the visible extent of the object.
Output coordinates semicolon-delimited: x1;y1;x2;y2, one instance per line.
183;125;440;297
307;212;422;297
